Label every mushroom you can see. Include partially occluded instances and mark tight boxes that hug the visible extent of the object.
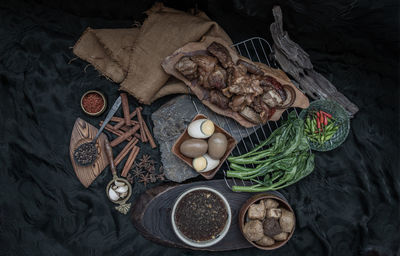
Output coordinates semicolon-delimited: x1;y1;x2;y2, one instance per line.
243;220;264;241
279;209;295;233
263;217;282;237
256;235;275;247
273;232;289;241
266;208;282;219
264;199;279;209
247;200;266;220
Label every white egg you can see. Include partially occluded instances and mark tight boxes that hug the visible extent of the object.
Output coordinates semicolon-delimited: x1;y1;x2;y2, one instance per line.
187;119;215;139
192;154;220;173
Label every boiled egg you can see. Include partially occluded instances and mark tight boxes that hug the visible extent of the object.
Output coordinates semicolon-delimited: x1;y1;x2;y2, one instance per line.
187;119;215;139
192;154;220;173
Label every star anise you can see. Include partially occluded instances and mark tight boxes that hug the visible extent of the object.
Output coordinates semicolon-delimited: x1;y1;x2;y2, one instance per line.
149;174;157;183
138;154;151;168
145;164;156;173
126;173;134;184
138;173;150;187
157;173;165;181
157;166;165;181
132;165;143;178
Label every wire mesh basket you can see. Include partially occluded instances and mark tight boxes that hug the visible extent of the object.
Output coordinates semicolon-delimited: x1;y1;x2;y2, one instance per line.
189;37;304;190
299;99;350;151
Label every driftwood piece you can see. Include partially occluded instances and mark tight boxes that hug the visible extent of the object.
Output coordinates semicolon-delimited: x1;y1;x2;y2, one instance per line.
130;179;255;251
270;6;359;117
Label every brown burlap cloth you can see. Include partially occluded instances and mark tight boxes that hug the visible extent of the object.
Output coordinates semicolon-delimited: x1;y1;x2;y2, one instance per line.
73;3;232;104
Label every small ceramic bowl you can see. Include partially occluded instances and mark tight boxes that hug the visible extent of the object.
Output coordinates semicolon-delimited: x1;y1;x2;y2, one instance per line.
239;193;295;250
80;90;107;116
171;186;232;248
172;114;236;179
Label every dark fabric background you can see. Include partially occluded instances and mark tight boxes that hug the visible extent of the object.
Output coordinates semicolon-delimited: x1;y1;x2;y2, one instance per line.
0;0;399;255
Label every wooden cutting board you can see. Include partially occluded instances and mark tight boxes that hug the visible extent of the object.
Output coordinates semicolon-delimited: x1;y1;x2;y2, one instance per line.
69;118;109;188
131;180;284;251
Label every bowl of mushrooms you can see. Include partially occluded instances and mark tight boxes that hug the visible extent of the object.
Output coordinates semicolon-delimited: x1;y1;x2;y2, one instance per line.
239;193;295;250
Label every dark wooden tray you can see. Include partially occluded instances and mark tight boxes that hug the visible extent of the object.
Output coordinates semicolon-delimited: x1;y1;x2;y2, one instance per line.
131;179;278;251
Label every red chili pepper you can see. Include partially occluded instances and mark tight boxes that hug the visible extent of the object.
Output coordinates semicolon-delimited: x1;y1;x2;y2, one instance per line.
324;115;328;126
321;111;332;118
317;118;321;129
319;111;324;125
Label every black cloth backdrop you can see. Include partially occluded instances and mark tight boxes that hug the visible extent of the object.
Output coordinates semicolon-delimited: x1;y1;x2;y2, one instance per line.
0;0;399;255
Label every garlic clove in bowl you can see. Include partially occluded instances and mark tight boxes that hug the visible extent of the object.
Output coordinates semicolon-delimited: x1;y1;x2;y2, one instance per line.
108;188;120;201
115;185;128;193
114;180;126;187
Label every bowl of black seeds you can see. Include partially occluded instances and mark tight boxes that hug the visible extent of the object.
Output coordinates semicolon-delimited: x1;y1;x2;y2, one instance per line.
171;186;231;248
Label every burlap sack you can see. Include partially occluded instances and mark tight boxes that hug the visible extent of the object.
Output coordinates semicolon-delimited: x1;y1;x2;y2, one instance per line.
73;27;138;83
120;3;232;104
94;28;139;72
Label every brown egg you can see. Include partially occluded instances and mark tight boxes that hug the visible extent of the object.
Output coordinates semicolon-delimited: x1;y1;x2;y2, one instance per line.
208;133;228;159
180;139;208;158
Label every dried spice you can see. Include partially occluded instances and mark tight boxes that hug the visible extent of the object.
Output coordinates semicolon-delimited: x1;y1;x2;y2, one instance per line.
73;142;97;165
126;173;134;184
138;154;151;167
128;154;164;184
132;165;143;178
138;173;150;187
157;166;165;181
82;92;104;113
149;174;157;183
175;190;228;241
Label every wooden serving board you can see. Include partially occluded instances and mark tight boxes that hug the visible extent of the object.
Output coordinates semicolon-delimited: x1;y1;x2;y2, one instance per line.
131;180;256;251
69;118;109;188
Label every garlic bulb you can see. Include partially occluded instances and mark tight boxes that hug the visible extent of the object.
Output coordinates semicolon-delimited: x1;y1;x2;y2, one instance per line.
115;185;128;193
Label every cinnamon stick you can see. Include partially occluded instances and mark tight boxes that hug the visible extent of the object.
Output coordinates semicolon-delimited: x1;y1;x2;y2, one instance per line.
110;123;140;147
121;146;140;177
120;123;138;132
114;110;137;130
99;122;132;141
114;138;138;166
120;93;131;126
142;120;157;149
136;107;147;142
134;133;142;141
111;116;124;123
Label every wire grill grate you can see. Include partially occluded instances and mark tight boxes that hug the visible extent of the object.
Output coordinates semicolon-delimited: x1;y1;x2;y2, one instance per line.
190;37;301;190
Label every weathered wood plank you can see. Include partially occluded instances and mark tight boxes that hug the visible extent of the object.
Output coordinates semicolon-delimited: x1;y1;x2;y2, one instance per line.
270;6;359;117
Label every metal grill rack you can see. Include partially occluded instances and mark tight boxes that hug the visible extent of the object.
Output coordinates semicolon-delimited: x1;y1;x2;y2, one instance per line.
190;37;301;190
